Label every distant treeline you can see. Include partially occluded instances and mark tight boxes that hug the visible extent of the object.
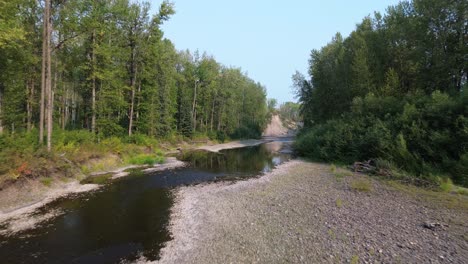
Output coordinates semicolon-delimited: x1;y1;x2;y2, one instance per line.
294;0;467;186
0;0;268;146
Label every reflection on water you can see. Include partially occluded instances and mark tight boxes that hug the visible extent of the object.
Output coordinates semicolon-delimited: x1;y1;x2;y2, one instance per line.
0;141;292;264
179;141;290;181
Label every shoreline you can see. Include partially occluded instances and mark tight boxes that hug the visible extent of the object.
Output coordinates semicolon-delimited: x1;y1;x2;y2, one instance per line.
156;160;468;263
0;139;268;236
0;157;185;235
195;139;270;153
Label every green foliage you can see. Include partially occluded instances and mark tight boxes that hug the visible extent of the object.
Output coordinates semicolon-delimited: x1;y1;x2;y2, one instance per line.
231;122;262;139
350;178;372;192
124;134;158;148
439;178;453;193
127;154;164;166
278;102;301;122
336;198;343;208
0;0;269;176
40;177;53;187
100;137;124;154
295;93;467;186
294;0;467;187
80;173;112;185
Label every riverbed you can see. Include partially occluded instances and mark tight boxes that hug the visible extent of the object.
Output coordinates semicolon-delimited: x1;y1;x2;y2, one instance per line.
0;140;292;263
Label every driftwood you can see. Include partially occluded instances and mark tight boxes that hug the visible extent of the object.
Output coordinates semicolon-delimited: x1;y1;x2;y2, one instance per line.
352;159;437;188
352;160;376;173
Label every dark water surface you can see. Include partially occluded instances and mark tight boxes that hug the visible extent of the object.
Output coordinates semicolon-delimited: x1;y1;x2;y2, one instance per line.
0;141;292;264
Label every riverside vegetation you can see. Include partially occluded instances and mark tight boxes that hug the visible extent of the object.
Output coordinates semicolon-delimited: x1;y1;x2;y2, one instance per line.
0;0;269;186
293;0;467;188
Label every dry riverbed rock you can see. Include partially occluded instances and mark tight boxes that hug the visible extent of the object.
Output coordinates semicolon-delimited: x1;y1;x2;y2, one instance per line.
154;160;468;264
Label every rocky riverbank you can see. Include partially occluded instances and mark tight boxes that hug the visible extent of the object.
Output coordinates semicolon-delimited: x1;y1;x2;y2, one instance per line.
155;160;468;263
0;157;185;236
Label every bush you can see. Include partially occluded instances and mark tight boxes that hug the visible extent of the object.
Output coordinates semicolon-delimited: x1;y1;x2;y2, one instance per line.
295;91;468;187
124;134;158;147
127;154;164;166
231;122;262;139
100;137;124;153
439;178;454;192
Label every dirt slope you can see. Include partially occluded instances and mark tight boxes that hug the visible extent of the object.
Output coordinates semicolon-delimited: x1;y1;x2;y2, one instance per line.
263;115;289;137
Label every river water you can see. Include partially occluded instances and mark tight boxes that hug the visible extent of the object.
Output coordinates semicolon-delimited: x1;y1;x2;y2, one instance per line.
0;140;292;264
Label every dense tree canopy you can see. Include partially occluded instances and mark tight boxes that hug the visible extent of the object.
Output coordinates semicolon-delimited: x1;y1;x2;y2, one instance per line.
294;0;467;186
0;0;268;145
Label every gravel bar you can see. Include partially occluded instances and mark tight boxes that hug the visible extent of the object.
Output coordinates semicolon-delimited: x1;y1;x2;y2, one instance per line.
155;160;468;264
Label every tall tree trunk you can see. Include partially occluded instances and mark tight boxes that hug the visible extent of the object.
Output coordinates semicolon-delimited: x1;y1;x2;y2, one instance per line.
192;80;197;131
217;100;223;131
0;84;3;134
128;47;137;136
136;81;141;121
91;30;96;134
27;77;34;132
210;99;215;132
128;85;135;136
45;0;53;151
61;84;66;130
39;0;49;144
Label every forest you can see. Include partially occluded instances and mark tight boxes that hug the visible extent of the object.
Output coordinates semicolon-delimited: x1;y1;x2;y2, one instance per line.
294;0;467;187
0;0;268;180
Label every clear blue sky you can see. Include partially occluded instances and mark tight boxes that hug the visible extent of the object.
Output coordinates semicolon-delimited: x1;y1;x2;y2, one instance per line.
156;0;401;104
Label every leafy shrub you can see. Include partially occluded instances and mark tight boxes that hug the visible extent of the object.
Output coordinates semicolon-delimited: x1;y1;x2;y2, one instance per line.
231;122;262;139
124;134;158;147
295;91;468;187
127;154;164;166
439;178;453;193
54;130;95;146
100;137;124;153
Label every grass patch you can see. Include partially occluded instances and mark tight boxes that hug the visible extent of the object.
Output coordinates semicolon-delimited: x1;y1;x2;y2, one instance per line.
328;228;336;239
456;187;468;196
386;181;468;210
330;164;353;182
440;178;454;192
350;255;359;264
80;173;112;185
40;177;53;187
336;198;343;208
335;171;352;180
350;178;372;192
127;154;164;166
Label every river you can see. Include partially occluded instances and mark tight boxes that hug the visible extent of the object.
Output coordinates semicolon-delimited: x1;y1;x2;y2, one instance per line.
0;139;292;264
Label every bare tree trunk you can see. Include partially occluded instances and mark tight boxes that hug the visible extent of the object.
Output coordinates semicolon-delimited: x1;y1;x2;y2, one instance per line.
192;80;197;131
149;94;155;136
217;101;223;131
210;99;215;132
128;85;135;136
128;48;137;136
0;85;3;134
193;109;197;131
27;77;34;131
46;0;53;151
39;0;49;144
136;81;141;121
91;30;96;134
71;86;76;127
61;85;65;130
